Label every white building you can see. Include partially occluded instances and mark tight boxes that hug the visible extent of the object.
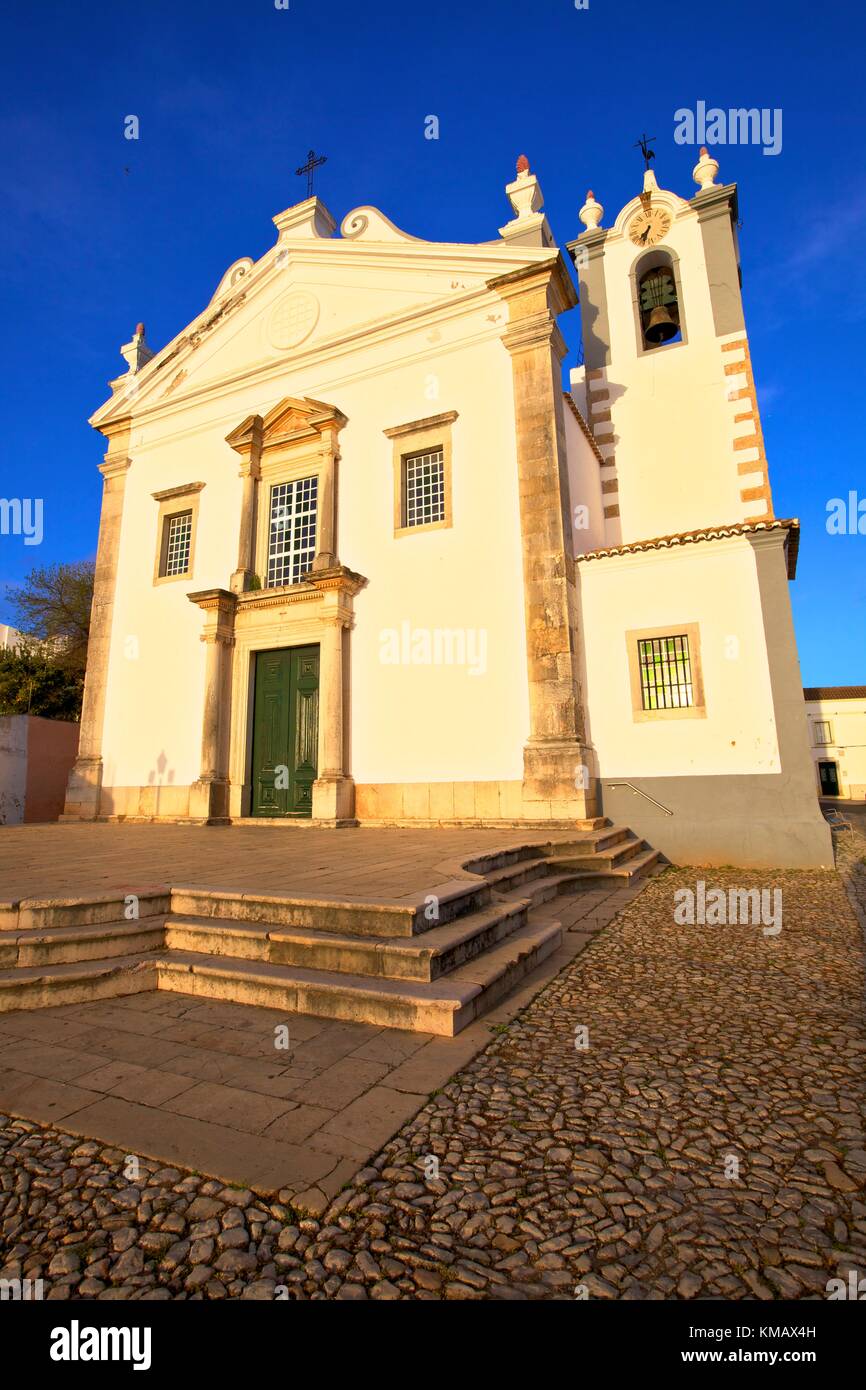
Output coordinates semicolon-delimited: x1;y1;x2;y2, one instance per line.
804;687;866;801
63;151;831;868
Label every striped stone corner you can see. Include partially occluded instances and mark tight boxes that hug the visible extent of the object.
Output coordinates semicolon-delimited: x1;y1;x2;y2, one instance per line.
721;334;774;523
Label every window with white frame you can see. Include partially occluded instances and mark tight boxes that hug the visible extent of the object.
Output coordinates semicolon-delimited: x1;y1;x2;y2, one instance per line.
403;446;445;528
267;475;318;587
160;510;193;578
813;719;832;745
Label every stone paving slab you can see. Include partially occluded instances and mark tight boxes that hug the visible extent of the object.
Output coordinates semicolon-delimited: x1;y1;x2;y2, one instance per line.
0;823;583;905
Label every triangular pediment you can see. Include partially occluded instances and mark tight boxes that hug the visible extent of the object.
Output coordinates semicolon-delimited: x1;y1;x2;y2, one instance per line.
226;396;346;462
91;199;567;432
261;396;347;445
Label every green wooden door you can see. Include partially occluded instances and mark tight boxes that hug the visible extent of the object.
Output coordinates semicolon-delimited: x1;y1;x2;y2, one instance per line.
250;646;319;817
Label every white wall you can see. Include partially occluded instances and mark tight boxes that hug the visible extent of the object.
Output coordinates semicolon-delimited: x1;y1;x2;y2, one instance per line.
579;536;780;777
805;697;866;799
563;403;606;554
100;300;530;790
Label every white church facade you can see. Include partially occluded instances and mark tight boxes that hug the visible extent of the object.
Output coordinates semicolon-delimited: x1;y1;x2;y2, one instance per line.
64;151;832;869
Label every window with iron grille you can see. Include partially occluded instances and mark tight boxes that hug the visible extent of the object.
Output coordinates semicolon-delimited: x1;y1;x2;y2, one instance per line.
814;719;832;745
403;446;445;528
160;510;193;577
637;634;694;710
267;476;318;587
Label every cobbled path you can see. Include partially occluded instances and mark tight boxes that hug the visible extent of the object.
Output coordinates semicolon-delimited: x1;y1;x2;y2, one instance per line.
2;842;865;1300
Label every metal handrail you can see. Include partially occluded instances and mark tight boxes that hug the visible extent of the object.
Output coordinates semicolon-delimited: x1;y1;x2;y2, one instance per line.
606;782;674;816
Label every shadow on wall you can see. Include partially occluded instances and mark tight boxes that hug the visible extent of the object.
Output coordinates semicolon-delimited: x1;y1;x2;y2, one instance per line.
146;749;176;817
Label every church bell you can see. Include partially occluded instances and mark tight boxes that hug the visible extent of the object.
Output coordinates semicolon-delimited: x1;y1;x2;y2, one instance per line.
644;305;679;344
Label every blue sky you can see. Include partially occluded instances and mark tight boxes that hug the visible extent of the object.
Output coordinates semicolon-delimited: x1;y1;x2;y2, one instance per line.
0;0;863;682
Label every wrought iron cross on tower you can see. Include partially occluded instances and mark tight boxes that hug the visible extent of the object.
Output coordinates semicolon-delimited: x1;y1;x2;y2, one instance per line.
295;149;327;197
633;133;656;170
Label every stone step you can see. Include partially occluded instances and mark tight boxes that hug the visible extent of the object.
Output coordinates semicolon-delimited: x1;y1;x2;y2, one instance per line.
558;848;662;884
165;897;530;983
498;871;587;908
156;917;562;1036
167;882;490;939
548;833;647;872
0;954;158;1012
0;917;166;969
481;857;551;893
538;825;633;857
0;892;171;933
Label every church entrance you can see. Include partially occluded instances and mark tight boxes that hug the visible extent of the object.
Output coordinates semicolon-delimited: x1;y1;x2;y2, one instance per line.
250;645;319;817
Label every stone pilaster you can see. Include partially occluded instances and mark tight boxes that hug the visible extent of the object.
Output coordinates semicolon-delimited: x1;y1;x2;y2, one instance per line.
188;589;237;823
63;422;132;820
309;565;366;824
312;421;340;571
490;259;597;817
226;414;263;593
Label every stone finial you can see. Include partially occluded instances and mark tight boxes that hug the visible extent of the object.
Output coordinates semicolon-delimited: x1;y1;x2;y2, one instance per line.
505;156;543;220
693;146;720;190
119;322;154;374
578;190;603;230
643;168;659;194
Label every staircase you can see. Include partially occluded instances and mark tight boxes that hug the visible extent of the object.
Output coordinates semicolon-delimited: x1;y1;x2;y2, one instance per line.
0;821;660;1035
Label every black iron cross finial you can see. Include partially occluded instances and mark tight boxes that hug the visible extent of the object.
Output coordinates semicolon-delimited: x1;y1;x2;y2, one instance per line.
295;149;327;197
634;133;656;170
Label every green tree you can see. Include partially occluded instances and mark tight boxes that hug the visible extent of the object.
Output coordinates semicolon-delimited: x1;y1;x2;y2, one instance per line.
5;560;94;671
0;640;84;720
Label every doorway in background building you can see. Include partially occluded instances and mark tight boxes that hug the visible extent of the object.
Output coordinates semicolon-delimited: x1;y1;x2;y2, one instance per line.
250;646;319;816
818;759;840;797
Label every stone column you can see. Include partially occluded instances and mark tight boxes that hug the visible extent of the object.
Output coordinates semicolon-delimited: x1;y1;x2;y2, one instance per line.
312;613;354;822
309;565;366;824
188;589;237;823
312;423;339;571
491;259;597;819
228;416;263;593
63;424;132;820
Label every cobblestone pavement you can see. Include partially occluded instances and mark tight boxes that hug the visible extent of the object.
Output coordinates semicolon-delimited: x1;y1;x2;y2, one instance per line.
2;842;864;1300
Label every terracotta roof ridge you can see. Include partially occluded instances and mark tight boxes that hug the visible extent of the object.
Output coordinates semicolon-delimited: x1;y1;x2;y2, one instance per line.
803;685;866;701
576;518;800;577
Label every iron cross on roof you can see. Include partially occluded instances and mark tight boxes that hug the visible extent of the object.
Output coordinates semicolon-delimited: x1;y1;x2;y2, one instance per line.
634;133;656;170
295;149;327;197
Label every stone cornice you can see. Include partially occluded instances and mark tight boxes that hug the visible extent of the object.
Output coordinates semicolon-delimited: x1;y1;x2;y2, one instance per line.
187;588;238;616
308;564;368;599
501;311;567;360
98;456;132;481
383;410;458;440
152;481;205;502
487;253;578;315
235;585;321;613
689;181;739;223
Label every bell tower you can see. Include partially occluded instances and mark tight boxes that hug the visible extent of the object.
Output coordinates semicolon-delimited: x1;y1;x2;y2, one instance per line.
567;150;773;546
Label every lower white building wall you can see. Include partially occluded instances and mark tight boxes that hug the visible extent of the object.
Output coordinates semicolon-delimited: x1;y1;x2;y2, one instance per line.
805;698;866;801
578;536;832;868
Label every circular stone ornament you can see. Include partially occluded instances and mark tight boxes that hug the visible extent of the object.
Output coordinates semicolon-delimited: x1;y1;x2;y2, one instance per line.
269;291;320;349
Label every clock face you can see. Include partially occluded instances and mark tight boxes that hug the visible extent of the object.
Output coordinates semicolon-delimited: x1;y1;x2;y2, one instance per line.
628;206;672;247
